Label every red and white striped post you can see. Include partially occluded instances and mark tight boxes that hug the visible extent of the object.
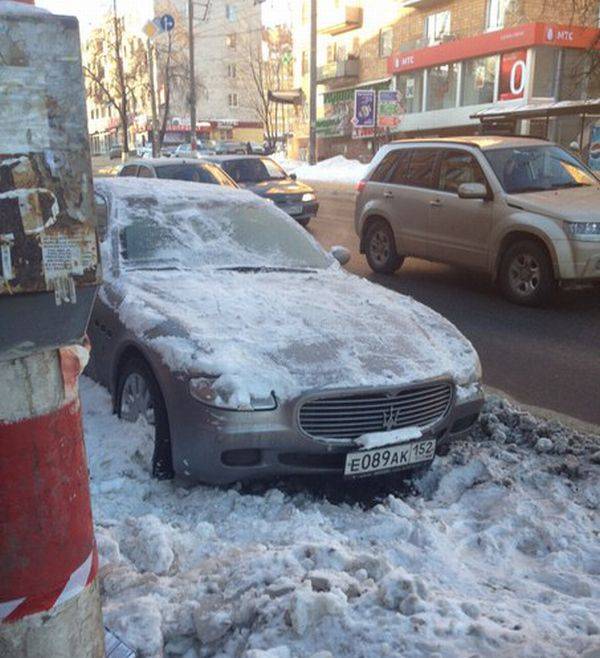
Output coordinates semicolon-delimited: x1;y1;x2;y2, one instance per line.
0;345;105;658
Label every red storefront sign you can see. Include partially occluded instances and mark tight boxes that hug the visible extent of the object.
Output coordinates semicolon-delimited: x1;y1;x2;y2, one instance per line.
499;49;528;100
388;22;600;75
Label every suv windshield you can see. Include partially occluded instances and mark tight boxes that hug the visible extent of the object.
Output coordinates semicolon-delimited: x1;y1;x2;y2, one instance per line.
484;145;598;194
117;194;330;271
221;157;287;184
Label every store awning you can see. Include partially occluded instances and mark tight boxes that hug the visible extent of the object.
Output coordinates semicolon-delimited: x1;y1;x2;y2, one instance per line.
471;99;600;122
268;89;304;106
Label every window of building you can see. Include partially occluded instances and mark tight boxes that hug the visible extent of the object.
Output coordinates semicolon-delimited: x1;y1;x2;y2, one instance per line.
438;150;487;194
486;0;513;31
228;93;238;108
326;43;337;64
227;63;237;78
226;33;237;49
461;56;497;106
301;50;309;76
424;11;451;45
427;63;459;110
396;71;424;113
379;28;393;58
225;4;237;21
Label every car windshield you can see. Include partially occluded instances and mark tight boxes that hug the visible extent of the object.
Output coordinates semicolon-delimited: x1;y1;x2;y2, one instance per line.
484;145;598;194
155;163;236;187
116;192;330;271
221;157;287;184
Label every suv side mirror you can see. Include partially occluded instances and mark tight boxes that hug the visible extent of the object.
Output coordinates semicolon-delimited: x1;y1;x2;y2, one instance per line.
458;182;488;200
330;245;351;266
290;172;297;181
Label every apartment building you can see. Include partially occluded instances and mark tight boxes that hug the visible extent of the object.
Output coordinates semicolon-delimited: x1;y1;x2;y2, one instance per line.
290;0;600;161
153;0;264;143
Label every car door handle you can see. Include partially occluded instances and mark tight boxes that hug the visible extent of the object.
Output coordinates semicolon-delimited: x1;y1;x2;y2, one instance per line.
430;199;442;207
383;191;393;198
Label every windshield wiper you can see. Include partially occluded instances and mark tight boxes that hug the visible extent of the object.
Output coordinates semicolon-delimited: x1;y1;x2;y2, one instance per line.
217;266;316;274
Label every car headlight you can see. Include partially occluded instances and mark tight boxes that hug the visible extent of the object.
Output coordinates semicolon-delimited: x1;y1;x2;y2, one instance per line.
189;376;277;411
564;221;600;241
302;193;316;203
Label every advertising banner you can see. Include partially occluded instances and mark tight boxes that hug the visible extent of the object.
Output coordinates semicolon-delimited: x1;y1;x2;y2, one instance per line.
499;50;528;101
353;90;376;128
378;90;402;128
589;125;600;172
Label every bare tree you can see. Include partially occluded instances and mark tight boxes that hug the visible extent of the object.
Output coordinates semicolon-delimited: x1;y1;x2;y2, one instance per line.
83;0;149;155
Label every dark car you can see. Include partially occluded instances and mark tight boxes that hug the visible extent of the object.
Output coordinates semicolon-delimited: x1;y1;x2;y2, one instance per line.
117;158;238;188
204;155;319;226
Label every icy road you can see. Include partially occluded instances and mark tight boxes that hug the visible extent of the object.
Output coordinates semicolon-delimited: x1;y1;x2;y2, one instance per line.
82;378;600;658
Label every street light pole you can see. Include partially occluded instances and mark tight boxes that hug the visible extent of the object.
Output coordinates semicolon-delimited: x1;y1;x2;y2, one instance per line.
188;0;197;151
308;0;317;165
147;38;159;157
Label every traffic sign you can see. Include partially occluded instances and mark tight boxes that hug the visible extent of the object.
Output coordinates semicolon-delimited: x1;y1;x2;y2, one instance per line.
160;14;175;32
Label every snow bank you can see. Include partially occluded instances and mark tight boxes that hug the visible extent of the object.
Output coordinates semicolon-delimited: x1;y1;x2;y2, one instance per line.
291;156;371;185
82;379;600;658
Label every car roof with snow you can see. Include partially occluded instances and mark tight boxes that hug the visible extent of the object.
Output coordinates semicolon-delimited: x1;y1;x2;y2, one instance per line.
390;135;550;151
120;158;219;168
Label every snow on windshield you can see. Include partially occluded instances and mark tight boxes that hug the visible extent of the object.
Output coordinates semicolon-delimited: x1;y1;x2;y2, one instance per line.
95;178;330;271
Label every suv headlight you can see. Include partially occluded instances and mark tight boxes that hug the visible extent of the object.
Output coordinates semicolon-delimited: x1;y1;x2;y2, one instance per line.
302;192;316;203
564;221;600;241
189;376;277;411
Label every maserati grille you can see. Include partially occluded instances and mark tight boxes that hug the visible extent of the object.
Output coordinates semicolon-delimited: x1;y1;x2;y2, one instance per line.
298;382;453;441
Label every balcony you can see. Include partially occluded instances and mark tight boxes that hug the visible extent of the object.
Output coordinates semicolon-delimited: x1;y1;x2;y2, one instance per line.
319;6;363;36
316;58;360;86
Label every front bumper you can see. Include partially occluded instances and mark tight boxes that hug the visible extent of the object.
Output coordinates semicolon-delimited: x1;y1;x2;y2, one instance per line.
167;379;484;485
555;238;600;281
277;201;319;221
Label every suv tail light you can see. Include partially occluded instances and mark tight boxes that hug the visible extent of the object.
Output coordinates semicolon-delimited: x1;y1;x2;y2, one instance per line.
356;180;366;193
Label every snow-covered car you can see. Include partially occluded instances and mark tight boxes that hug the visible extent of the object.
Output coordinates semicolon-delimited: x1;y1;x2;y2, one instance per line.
89;178;484;484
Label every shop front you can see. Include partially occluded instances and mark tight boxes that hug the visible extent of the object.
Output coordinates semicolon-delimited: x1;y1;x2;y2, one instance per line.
387;22;600;146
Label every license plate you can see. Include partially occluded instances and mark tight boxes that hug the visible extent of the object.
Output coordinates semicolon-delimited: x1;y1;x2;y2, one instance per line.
344;439;436;478
287;204;304;215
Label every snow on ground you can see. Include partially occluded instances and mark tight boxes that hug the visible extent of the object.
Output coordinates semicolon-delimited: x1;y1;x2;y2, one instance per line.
82;377;600;658
274;155;371;185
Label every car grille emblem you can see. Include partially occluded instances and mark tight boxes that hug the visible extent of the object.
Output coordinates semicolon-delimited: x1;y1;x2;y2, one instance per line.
382;407;401;431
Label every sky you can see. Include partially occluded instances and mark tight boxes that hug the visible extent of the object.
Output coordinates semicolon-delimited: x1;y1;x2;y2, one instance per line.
35;0;291;37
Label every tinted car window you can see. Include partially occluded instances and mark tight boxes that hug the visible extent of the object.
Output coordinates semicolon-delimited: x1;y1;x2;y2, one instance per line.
221;158;287;184
439;150;487;194
371;151;399;182
120;165;138;177
155;164;219;184
405;148;439;189
388;149;412;185
138;166;154;178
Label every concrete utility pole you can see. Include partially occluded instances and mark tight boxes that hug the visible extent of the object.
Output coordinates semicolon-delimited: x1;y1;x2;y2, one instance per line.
147;39;159;157
188;0;197;151
308;0;318;165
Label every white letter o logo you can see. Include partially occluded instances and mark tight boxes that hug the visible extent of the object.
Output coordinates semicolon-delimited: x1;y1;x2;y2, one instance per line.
510;60;526;96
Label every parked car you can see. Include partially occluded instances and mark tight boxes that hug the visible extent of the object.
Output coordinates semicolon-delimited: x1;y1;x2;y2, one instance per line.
109;145;123;160
116;158;238;188
89;178;483;484
215;140;247;155
355;136;600;306
174;141;217;158
204;155;319;226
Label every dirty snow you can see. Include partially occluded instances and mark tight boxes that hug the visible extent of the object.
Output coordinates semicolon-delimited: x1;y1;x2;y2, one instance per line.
94;178;480;408
82;378;600;658
356;427;423;450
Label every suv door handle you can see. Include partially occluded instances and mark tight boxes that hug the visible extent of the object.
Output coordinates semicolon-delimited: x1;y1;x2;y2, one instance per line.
383;190;393;198
430;199;442;207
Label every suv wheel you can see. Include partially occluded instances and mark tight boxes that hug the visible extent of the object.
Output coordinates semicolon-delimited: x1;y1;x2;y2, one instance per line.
499;240;556;306
364;220;404;274
117;357;174;480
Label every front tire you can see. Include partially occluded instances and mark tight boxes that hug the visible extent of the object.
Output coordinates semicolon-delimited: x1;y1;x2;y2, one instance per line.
364;219;404;274
116;357;174;480
499;240;556;306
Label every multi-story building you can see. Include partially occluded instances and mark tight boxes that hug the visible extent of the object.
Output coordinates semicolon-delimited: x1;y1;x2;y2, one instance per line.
289;0;600;161
153;0;264;143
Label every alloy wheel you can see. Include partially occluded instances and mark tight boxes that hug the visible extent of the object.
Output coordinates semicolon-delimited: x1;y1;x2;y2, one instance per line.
119;372;156;426
369;229;391;266
508;253;541;297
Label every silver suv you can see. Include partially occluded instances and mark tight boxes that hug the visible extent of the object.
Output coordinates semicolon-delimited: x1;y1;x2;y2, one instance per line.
355;136;600;306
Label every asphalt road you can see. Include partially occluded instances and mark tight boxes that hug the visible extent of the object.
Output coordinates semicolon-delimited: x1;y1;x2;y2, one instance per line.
307;181;600;427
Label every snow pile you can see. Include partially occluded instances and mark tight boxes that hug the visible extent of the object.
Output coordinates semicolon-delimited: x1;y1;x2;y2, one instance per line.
82;380;600;658
292;156;371;185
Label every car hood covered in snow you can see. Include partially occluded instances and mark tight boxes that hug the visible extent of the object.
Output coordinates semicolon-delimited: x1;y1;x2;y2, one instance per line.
110;267;479;407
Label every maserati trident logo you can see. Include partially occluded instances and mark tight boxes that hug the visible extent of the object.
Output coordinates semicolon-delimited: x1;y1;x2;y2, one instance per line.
382;407;403;431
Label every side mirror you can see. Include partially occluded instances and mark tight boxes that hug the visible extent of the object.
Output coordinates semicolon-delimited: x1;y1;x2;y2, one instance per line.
458;182;489;200
290;172;297;181
330;245;351;266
